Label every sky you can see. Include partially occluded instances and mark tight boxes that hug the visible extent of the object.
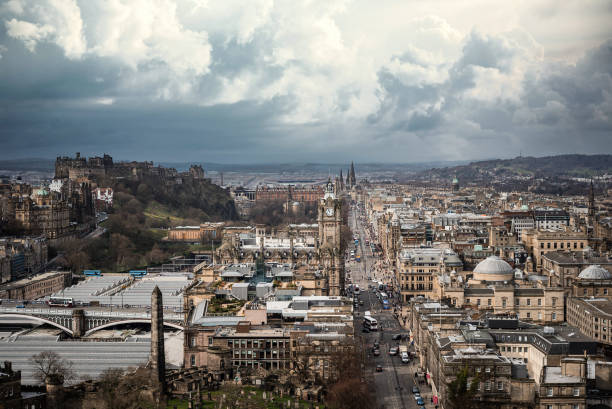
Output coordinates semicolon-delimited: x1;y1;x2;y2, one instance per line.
0;0;611;163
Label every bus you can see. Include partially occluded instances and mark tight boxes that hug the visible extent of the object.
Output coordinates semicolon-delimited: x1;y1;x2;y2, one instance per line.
48;297;73;307
382;299;390;310
83;270;101;276
363;316;378;331
129;270;147;278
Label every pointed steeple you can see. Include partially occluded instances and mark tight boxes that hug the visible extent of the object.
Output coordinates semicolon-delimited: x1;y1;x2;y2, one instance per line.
339;169;344;189
349;161;356;186
588;179;596;224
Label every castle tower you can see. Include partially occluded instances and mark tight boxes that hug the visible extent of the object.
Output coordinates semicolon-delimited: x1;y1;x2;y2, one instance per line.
317;178;344;296
150;286;166;394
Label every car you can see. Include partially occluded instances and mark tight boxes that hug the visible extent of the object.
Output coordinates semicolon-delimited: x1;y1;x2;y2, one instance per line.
418;406;425;409
376;365;383;372
16;304;26;308
412;386;420;394
413;393;421;401
416;397;425;406
362;328;370;333
389;347;398;356
392;334;402;340
373;349;380;356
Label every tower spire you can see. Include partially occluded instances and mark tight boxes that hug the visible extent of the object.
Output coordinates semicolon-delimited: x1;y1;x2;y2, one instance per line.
349;161;356;187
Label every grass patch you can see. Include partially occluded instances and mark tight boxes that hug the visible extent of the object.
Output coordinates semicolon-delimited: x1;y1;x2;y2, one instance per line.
208;297;246;314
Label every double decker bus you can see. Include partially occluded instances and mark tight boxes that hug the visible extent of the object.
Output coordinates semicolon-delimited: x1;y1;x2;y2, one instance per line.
48;297;73;307
363;316;378;331
382;299;390;310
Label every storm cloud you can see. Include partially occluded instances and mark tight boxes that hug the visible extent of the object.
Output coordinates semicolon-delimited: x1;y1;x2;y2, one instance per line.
0;0;610;163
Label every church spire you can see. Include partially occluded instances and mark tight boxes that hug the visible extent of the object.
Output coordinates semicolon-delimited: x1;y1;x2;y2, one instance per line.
588;179;596;224
349;161;356;187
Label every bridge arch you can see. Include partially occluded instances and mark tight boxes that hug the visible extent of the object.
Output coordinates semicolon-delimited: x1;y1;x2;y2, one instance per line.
84;319;183;336
0;314;73;336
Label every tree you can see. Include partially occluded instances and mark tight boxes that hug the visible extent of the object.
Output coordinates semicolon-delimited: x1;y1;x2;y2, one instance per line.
30;351;75;384
446;365;480;409
326;378;373;409
96;367;156;409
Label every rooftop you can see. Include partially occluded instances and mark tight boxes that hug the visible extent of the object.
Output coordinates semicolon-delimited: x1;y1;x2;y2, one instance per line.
543;366;582;384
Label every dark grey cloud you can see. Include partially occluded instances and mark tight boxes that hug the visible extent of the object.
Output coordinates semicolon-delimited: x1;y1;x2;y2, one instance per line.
0;1;610;164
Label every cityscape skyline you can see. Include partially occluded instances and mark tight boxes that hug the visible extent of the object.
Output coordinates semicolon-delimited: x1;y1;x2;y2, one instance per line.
1;1;611;162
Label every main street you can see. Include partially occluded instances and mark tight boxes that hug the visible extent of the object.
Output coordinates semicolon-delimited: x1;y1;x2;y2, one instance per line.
348;203;427;409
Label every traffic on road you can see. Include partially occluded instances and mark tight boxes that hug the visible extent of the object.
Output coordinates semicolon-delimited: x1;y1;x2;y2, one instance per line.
346;201;434;409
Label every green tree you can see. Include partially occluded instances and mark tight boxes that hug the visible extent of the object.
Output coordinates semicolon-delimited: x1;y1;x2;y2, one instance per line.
446;365;480;409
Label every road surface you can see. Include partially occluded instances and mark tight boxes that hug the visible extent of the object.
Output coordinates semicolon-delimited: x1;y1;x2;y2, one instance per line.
348;203;429;409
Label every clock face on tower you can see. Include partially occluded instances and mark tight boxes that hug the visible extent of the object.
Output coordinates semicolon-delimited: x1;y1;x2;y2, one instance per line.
325;207;334;217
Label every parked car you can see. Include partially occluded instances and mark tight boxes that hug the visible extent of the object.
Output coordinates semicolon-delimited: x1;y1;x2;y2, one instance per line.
416;397;425;406
376;365;383;372
373;349;380;356
412;386;420;394
414;393;421;401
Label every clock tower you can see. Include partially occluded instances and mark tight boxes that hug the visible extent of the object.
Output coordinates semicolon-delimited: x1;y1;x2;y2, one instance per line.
317;178;344;296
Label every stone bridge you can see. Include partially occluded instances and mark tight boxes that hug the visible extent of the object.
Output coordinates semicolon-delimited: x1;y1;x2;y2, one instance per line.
0;306;184;337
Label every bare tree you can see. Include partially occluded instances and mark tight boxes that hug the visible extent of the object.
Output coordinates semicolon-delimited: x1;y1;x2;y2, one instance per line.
326;377;374;409
30;351;75;384
96;367;156;409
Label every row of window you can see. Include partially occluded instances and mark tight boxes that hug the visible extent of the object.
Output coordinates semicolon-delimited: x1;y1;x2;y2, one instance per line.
540;242;584;250
546;387;581;397
400;274;433;280
500;345;529;354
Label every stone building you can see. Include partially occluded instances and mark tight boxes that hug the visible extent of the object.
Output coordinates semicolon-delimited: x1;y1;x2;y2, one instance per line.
439;256;565;324
254;186;324;203
522;228;589;270
541;250;612;289
216;180;343;297
0;271;71;300
396;247;463;302
167;222;225;243
538;358;587;409
0;361;46;409
567;297;612;346
0;236;48;282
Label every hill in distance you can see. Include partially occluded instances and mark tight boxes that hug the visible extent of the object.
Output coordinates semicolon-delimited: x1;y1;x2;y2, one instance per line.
417;154;612;181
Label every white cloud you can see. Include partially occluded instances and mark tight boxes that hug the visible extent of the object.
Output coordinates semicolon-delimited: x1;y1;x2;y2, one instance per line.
5;18;53;52
0;0;611;161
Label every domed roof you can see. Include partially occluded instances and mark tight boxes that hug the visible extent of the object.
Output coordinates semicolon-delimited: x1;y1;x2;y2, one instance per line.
474;256;513;275
578;265;612;280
